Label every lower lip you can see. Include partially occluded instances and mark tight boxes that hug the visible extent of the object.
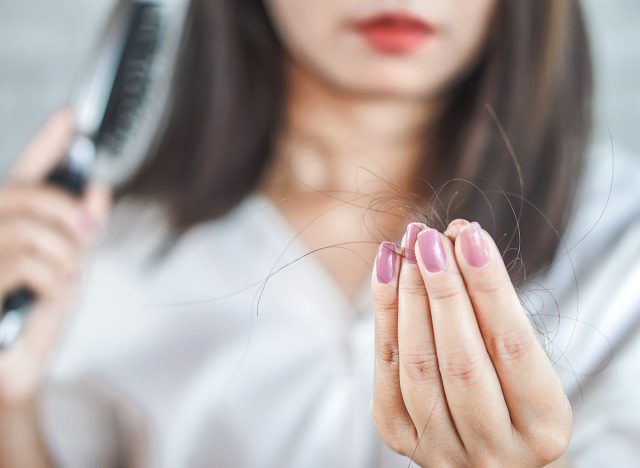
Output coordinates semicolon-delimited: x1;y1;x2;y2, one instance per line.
357;17;434;55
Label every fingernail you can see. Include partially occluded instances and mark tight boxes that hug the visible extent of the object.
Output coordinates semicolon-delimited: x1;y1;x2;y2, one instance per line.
403;222;427;264
376;241;397;284
444;219;470;239
417;228;446;273
459;222;489;268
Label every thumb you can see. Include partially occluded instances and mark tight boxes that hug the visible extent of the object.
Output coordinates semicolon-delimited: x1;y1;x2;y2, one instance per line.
9;108;74;184
81;182;112;236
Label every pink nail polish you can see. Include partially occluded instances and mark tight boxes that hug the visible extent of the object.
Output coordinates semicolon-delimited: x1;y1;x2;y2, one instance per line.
376;241;397;284
417;228;446;273
459;222;489;268
403;222;427;264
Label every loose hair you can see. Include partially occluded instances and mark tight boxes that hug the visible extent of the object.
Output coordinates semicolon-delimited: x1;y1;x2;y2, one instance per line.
122;0;592;280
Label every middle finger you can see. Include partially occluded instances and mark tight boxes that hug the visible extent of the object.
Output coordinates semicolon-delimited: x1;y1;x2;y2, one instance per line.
414;227;512;454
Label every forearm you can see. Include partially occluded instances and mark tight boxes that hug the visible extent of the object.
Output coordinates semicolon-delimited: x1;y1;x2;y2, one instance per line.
0;399;53;468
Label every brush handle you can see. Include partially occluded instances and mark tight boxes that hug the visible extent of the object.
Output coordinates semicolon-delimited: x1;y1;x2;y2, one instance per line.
0;164;87;350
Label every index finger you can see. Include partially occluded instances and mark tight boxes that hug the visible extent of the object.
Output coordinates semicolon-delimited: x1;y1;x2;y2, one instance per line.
370;241;417;446
9;109;74;183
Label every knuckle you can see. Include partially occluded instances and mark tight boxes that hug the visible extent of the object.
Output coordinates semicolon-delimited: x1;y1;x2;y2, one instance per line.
370;411;414;457
385;436;409;458
427;280;464;303
373;295;397;316
469;453;503;468
398;276;426;298
375;340;400;372
400;348;439;382
486;330;534;364
524;402;573;464
382;434;407;457
528;428;571;465
438;348;485;388
14;226;39;253
470;272;506;296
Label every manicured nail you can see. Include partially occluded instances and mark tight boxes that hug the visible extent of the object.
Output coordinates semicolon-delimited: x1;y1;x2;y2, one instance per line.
459;222;489;268
376;241;397;284
417;228;446;273
403;222;427;264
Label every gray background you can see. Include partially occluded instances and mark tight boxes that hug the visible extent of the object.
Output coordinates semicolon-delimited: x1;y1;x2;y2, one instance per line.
0;0;639;174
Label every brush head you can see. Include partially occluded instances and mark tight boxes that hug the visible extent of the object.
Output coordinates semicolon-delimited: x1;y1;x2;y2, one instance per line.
71;0;190;187
95;1;162;154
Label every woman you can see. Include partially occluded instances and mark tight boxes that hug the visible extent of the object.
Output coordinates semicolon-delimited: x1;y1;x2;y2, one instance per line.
1;0;639;466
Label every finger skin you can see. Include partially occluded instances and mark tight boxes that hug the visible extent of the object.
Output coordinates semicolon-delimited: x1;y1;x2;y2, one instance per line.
414;228;512;455
0;110;106;412
0;218;81;276
83;183;112;228
453;223;571;445
9;109;73;183
3;108;109;243
0;254;67;301
444;219;470;240
371;242;417;451
0;185;97;244
396;224;463;459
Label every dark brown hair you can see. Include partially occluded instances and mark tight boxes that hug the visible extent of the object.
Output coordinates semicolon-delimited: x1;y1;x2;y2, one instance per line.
123;0;592;280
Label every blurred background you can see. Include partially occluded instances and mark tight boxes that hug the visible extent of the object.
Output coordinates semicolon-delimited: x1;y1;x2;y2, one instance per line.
0;0;639;174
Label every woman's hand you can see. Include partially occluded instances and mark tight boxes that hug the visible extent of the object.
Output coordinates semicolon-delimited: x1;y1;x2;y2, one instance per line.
0;110;110;408
370;221;572;467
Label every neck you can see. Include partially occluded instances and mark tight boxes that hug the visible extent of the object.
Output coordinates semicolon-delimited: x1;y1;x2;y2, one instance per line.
264;62;435;197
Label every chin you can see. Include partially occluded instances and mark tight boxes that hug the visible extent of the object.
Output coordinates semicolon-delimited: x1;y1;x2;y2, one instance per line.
325;62;441;100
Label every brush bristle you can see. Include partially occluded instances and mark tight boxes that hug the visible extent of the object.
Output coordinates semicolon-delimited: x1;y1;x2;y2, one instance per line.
96;2;162;155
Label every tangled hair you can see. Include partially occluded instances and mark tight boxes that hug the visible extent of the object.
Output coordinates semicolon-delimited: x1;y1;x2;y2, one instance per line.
122;0;592;280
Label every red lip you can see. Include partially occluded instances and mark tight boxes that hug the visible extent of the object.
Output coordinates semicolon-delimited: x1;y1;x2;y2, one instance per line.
356;13;434;55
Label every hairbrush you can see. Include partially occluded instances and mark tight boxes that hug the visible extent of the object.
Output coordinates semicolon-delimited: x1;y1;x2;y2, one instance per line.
0;0;191;349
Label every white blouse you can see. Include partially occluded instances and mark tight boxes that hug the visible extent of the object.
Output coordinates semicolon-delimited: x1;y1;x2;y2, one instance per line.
40;143;640;468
